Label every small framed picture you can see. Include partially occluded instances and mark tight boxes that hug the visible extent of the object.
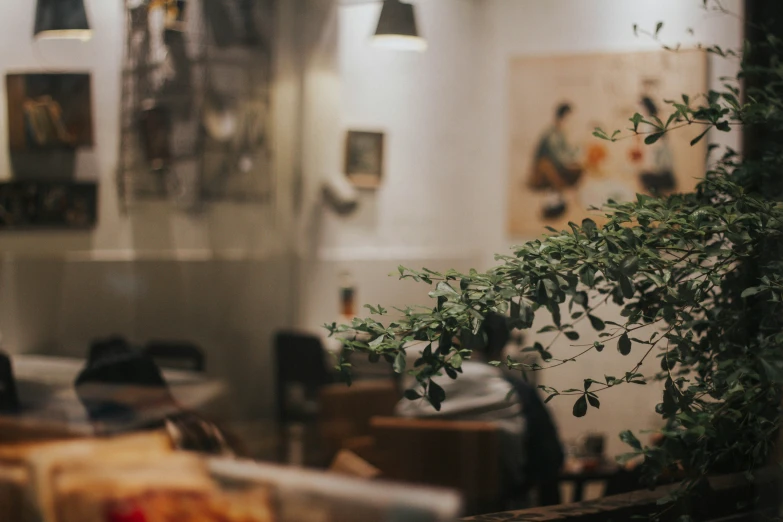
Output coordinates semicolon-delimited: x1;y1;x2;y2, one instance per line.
345;130;384;189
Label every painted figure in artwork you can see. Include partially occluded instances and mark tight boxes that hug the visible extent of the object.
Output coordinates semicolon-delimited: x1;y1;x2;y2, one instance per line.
631;96;677;195
578;128;635;211
527;103;584;219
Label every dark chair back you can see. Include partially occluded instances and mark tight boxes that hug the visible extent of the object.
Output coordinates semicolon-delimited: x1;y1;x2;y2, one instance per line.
273;331;332;423
143;341;205;373
88;335;132;366
0;352;19;414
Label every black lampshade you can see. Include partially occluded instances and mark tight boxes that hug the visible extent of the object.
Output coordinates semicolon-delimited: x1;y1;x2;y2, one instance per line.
34;0;92;41
373;0;427;52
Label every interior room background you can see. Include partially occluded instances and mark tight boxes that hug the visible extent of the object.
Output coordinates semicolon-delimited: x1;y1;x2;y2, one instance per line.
0;0;742;455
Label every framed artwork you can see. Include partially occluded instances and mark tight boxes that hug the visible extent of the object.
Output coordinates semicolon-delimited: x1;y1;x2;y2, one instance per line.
6;73;93;152
0;181;97;230
345;130;384;189
507;50;708;237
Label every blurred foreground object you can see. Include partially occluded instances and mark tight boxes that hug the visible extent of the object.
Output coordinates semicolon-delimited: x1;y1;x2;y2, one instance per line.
74;345;233;455
0;423;462;522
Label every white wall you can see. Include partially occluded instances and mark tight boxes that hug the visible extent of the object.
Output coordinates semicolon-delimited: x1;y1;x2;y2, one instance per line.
329;0;744;457
298;0;486;332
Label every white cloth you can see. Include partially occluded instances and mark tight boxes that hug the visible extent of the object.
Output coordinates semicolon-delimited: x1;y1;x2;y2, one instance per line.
397;361;524;436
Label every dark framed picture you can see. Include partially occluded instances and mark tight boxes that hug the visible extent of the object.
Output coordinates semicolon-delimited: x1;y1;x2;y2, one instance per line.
6;73;93;152
0;181;97;230
345;130;384;189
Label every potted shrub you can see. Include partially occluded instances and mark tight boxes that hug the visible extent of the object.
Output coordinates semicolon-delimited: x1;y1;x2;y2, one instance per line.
328;6;783;514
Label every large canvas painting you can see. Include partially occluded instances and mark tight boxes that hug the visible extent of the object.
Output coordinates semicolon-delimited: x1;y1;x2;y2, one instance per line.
507;50;708;237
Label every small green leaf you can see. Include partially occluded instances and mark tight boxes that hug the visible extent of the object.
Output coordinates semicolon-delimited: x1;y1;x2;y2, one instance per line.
450;353;463;369
587;394;600;409
429;281;457;299
573;291;589;308
573;395;588;418
581;218;597;239
619;275;634;298
588;314;606;331
630;112;644;132
741;287;761;298
655;21;664;35
618;333;632;356
620;255;640;276
580;264;596;287
565;331;580;341
594;341;605;352
393;352;406;374
645;132;665;145
428;381;446;411
690;127;711;146
404;389;422;401
620;430;642;450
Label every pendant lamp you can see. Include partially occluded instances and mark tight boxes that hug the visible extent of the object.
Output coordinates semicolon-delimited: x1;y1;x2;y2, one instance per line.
34;0;92;41
373;0;427;52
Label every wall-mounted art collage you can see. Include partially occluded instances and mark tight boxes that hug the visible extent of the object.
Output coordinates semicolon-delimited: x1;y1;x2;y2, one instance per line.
118;0;276;210
3;72;98;230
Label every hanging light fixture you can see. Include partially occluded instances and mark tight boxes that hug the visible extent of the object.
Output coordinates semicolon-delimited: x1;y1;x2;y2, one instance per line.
373;0;427;52
34;0;92;41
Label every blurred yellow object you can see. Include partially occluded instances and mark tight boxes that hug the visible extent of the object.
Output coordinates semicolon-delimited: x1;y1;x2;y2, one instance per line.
329;449;382;480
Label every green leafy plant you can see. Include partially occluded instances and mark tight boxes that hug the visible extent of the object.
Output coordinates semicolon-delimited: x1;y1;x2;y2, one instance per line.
327;8;783;508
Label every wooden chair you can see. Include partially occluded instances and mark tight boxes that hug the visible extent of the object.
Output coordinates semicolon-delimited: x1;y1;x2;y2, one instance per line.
318;380;399;458
367;416;502;516
87;336;132;366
